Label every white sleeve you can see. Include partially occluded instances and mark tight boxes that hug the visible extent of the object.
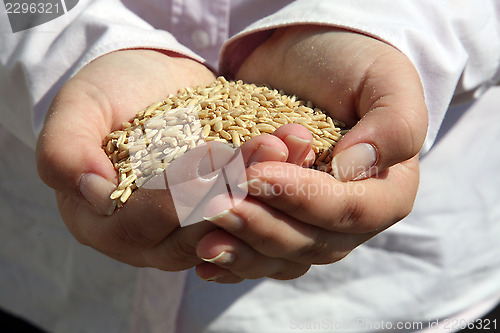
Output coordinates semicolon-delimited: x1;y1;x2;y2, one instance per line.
0;0;205;149
220;0;500;154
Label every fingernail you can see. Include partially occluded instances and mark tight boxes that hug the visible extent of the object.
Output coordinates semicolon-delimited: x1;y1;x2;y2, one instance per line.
202;251;236;265
204;209;244;231
283;135;311;164
248;144;287;166
237;178;276;199
303;150;316;166
79;173;117;215
203;274;225;282
331;143;377;181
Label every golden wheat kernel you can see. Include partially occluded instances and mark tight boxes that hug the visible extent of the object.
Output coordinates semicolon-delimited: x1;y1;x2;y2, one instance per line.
233;117;245;128
230;109;242;117
314;121;331;129
250;125;261;135
255;123;276;133
122;121;133;129
214;121;224;132
120;187;133;203
309;114;325;121
257;116;272;123
323;137;339;145
269;120;283;129
105;140;115;154
121;164;133;174
199;100;211;109
117;131;126;144
110;189;125;200
239;114;255;121
118;174;137;190
229;130;241;147
303;123;322;135
219;130;232;141
233;94;241;107
296;110;312;119
322;129;340;140
218;76;228;84
312;139;323;147
219;120;230;130
248;100;260;108
157;104;170;111
318;137;334;148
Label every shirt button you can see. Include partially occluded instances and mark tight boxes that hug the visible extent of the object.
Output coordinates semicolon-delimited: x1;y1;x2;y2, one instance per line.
191;29;211;50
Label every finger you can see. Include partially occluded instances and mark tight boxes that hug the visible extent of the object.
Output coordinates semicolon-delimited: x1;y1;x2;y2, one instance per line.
272;123;314;165
141;219;219;271
195;263;244;284
203;194;369;265
331;54;428;181
196;229;311;279
109;190;221;271
57;185;205;270
37;79;119;215
238;133;288;166
240;158;419;234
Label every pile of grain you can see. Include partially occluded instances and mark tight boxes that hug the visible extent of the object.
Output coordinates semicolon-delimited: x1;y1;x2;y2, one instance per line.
103;77;345;207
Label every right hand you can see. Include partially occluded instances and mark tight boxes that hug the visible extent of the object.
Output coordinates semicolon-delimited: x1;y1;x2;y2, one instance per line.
36;49;222;270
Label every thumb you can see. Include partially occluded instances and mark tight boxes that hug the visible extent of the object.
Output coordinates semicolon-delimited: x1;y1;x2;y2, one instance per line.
36;79;118;215
331;56;428;181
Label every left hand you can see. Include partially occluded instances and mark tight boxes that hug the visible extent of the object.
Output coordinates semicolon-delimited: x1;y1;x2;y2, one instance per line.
194;26;428;283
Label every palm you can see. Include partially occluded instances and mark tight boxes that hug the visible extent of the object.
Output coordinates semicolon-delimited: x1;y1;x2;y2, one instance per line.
237;26;427;176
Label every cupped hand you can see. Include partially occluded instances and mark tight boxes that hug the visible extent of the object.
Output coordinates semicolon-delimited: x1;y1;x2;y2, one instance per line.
195;26;428;283
36;49;223;270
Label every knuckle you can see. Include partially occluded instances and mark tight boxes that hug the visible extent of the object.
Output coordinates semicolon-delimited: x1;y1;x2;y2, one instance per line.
337;197;369;232
394;113;419;159
388;106;427;163
294;229;344;264
281;185;311;214
163;233;197;264
142;232;199;271
337;194;384;233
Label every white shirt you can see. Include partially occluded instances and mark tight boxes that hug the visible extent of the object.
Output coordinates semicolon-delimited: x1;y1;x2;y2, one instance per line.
1;1;499;332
